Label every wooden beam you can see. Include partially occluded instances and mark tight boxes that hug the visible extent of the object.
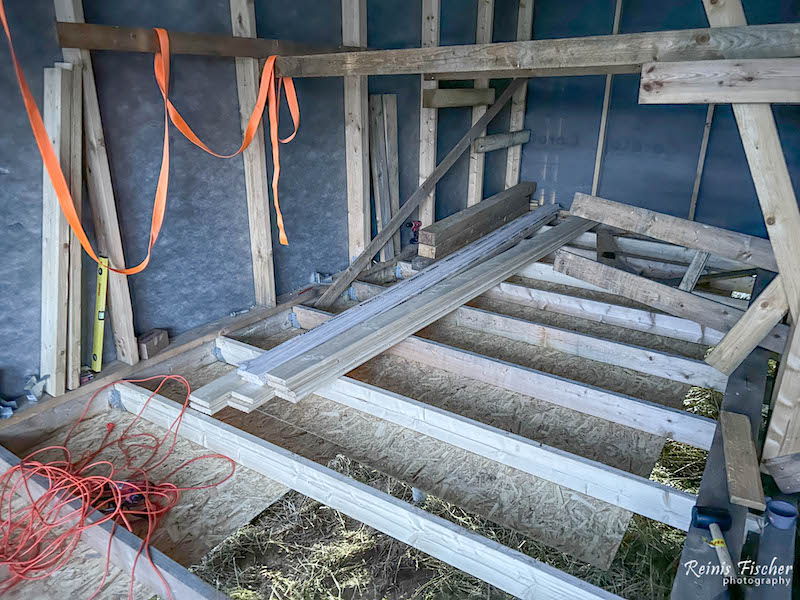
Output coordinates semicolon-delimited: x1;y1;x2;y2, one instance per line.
55;0;139;367
381;94;401;256
570;193;779;272
640;58;800;104
118;383;622;600
706;276;788;375
720;411;766;511
417;182;535;259
423;87;495;109
418;0;440;227
275;23;800;78
504;1;534;190
56;21;357;57
689;103;715;221
473;129;530;153
230;0;276;307
0;446;225;599
466;0;495;207
368;95;394;262
553;250;787;353
679;250;710;291
292;306;716;449
591;0;622;196
342;0;370;261
61;62;82;392
316;78;527;308
40;65;72;397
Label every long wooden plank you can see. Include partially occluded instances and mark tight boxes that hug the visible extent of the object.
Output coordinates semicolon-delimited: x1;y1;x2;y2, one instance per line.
418;0;440;227
720;411;766;511
381;94;401;256
423;87;495;109
316;78;527;308
267;219;595;400
417;182;535;259
343;0;370;261
275;23;800;78
553;249;787;353
473;129;530;153
640;58;800;104
230;0;276;307
40;65;72;397
56;21;356;57
117;383;621;600
764;321;800;459
62;62;82;391
289;306;716;449
706;275;788;375
368;95;394;262
591;0;622;195
466;0;495;207
0;446;225;600
569;193;779;272
55;0;139;367
504;0;534;189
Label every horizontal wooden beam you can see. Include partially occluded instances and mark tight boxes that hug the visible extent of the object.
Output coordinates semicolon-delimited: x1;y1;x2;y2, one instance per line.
0;445;224;599
217;333;697;528
553;250;787;353
117;383;621;600
640;58;800;104
56;22;357;57
422;87;495;108
275;23;800;77
473;129;531;153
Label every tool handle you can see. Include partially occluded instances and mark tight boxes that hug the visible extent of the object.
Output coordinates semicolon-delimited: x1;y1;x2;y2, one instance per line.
709;522;737;578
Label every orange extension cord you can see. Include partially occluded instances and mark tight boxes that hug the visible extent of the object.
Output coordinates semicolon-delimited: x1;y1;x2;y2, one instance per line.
0;375;235;599
0;0;299;275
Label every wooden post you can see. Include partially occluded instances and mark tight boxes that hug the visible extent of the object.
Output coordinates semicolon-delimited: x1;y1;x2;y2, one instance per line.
382;94;401;256
230;0;276;307
54;0;139;367
418;0;440;227
342;0;370;261
590;0;623;196
504;0;534;190
40;66;72;397
466;0;495;207
368;95;394;261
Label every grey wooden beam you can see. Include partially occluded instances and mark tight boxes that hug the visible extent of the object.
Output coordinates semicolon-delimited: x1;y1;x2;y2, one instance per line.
472;130;531;153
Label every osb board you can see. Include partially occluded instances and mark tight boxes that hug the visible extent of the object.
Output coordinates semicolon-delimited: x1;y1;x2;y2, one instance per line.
417;319;692;411
12;404;287;596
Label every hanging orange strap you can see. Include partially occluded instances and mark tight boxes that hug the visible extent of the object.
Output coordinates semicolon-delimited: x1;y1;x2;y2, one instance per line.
0;1;298;275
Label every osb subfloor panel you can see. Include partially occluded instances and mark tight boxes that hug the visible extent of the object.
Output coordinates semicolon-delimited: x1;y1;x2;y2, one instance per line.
9;403;287;599
220;326;665;570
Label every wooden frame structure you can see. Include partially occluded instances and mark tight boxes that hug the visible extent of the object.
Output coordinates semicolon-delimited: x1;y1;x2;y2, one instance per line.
11;1;800;597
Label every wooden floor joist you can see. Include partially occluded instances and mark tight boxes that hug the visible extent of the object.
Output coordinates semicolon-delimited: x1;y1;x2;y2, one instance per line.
288;306;717;449
217;333;697;529
317;78;529;307
553;249;787;353
116;383;622;600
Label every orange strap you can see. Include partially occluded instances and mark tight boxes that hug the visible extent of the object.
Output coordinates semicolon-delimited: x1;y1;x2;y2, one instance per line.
0;2;297;275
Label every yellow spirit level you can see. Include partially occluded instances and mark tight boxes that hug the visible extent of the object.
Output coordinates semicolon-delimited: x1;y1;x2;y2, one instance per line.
91;257;109;372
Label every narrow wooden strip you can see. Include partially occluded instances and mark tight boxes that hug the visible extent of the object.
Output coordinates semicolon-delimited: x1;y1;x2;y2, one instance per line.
0;446;225;599
689;104;715;221
640;58;800;104
553;250;787;353
56;0;139;366
720;411;766;510
368;95;394;261
474;129;530;153
381;94;401;256
117;383;622;600
316;78;528;307
569;193;779;272
423;87;496;109
706;276;788;375
679;251;711;291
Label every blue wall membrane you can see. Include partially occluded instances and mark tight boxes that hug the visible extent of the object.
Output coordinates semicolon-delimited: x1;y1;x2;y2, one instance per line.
0;0;62;398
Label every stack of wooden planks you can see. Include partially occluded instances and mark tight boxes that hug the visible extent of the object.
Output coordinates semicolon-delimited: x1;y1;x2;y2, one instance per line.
417;182;536;259
238;206;595;401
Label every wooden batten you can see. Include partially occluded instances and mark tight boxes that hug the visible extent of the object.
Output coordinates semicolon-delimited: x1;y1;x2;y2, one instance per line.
368;95;395;262
504;0;534;189
423;87;496;109
678;251;710;292
381;94;401;255
473;129;530;154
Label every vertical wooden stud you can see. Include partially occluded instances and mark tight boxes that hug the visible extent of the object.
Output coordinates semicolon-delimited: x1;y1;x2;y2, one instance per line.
504;0;534;190
368;95;395;262
419;0;440;227
382;94;401;255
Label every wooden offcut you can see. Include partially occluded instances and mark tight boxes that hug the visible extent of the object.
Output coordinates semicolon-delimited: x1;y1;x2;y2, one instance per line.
639;58;800;104
422;88;496;109
720;411;766;511
417;182;535;259
473;130;531;153
137;329;169;360
679;251;710;291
